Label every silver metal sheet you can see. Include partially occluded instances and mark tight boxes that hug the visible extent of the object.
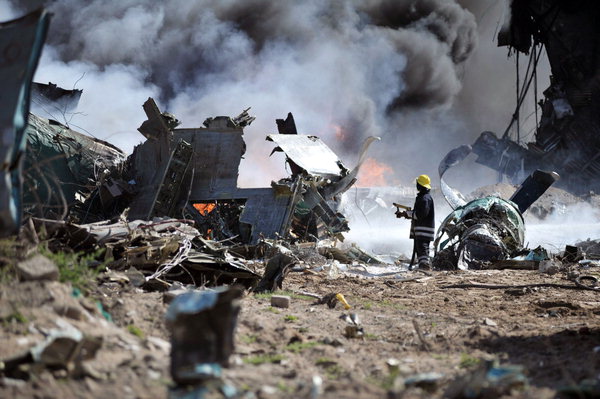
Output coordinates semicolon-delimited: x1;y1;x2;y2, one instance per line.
438;144;471;210
267;134;345;177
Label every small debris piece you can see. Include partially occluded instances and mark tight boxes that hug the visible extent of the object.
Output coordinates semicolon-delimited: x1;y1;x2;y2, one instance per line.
412;319;432;351
539;260;561;275
563;245;582;263
345;325;363;338
166;285;243;385
445;359;527;398
270;295;291;309
315;292;351;309
335;293;351;310
483;318;498;327
341;312;364;339
320;337;344;347
255;252;296;293
16;254;58;281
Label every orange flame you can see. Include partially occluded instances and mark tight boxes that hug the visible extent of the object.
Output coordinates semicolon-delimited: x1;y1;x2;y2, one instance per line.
356;158;394;187
193;203;216;216
333;124;346;142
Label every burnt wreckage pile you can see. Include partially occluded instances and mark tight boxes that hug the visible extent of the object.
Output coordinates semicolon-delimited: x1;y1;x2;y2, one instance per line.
0;9;384;288
14;95;379;287
434;145;560;270
24;99;378;246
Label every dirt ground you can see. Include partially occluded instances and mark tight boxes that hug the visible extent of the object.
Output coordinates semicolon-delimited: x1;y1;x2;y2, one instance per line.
1;261;599;398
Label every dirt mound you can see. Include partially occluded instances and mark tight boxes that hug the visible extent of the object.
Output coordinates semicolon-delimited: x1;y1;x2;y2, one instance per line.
468;183;517;200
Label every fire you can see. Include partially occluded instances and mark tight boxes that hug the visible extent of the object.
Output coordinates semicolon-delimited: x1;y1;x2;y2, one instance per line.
193;203;216;216
333;124;346;141
356;158;394;187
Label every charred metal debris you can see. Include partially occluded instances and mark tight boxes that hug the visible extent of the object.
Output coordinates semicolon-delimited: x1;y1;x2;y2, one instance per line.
0;10;385;291
466;0;600;195
23;98;378;246
435;146;560;270
14;93;379;289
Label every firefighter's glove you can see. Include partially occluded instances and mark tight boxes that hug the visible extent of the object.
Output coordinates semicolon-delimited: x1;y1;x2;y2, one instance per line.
396;210;409;219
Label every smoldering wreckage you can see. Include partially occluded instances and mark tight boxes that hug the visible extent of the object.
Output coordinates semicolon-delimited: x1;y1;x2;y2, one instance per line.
2;5;600;399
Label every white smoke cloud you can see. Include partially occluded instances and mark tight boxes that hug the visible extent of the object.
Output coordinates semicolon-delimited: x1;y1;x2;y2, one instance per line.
525;203;600;252
8;0;478;187
0;0;17;18
31;47;161;152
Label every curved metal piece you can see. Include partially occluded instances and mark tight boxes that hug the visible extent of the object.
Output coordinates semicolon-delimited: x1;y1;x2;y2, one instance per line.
575;275;600;291
438;144;472;210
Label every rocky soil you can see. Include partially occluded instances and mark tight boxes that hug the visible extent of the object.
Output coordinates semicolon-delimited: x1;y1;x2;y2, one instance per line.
1;251;599;399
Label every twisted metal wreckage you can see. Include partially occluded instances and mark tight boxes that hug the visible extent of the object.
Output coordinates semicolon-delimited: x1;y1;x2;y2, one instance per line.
0;5;577;280
0;9;382;287
434;144;559;270
22;100;379;244
431;0;600;270
15;93;383;284
466;0;600;195
3;7;599;398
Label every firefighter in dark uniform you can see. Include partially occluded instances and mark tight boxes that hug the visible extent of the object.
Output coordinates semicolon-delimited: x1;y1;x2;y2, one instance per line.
397;175;435;269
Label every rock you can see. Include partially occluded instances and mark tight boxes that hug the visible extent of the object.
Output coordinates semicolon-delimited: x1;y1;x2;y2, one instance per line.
29;326;102;368
539;260;560;275
147;370;162;380
483;318;498;327
52;369;68;379
78;363;105;380
125;268;146;287
259;385;278;399
146;336;171;353
282;369;298;379
467;326;493;339
321;337;344;347
16;255;58;281
386;358;401;373
270;295;291;308
0;301;13;320
79;297;100;315
53;304;85;321
1;377;27;387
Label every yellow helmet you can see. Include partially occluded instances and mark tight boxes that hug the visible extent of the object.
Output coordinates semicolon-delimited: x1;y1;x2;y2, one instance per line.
416;174;431;189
